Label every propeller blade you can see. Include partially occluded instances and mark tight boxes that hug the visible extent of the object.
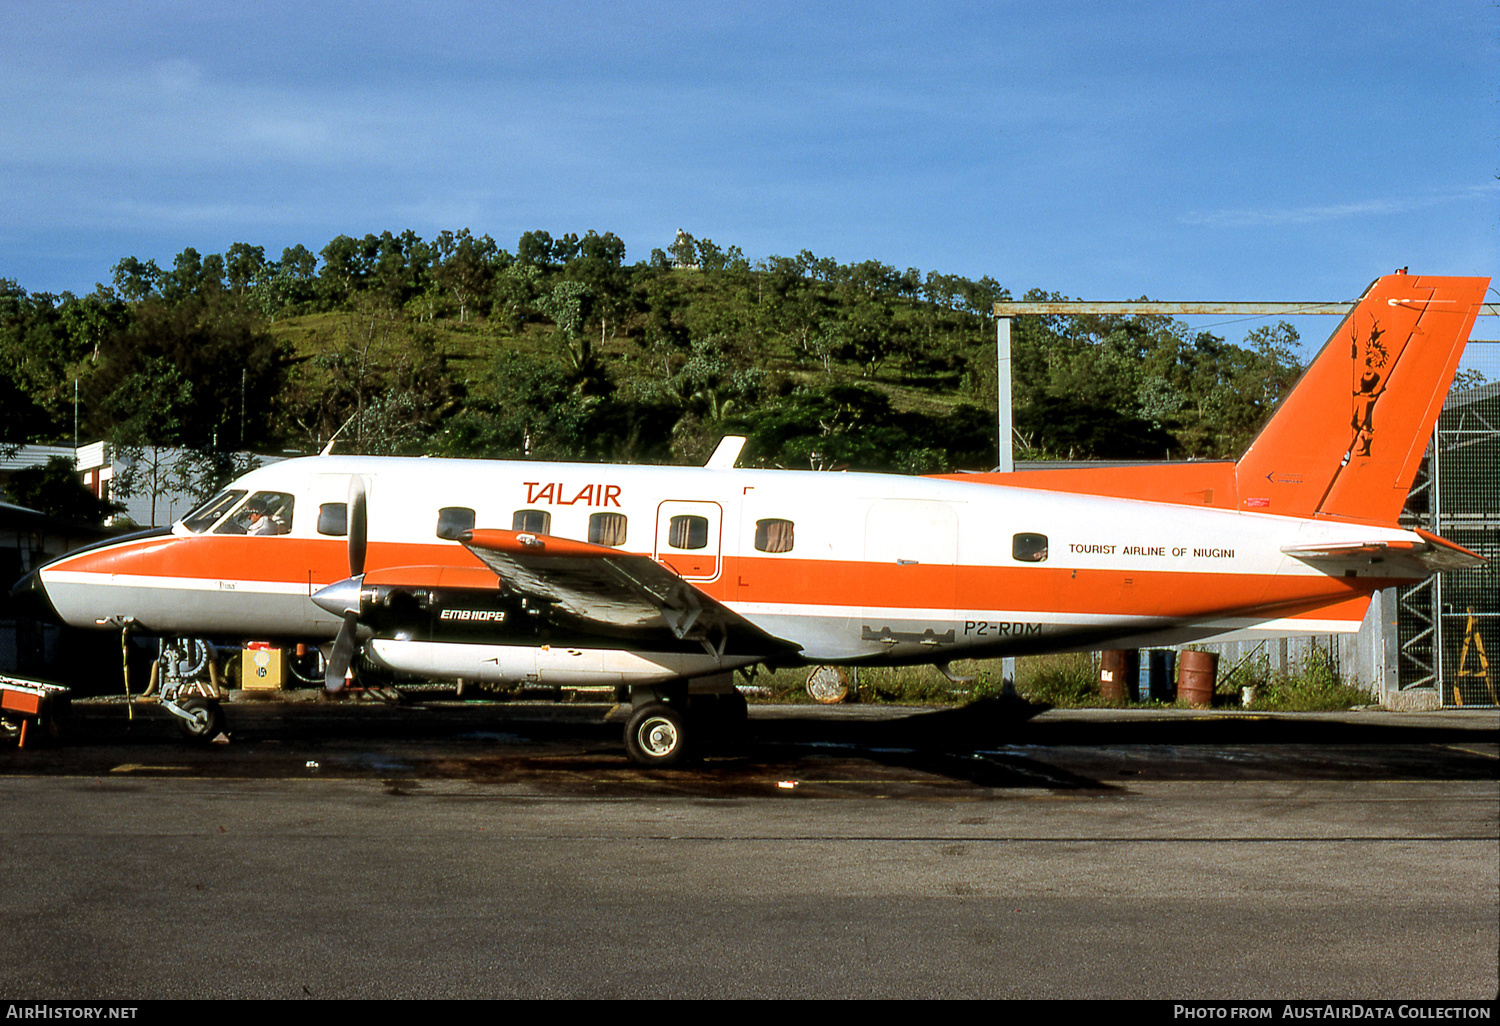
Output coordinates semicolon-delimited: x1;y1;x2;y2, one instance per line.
348;475;368;577
325;610;360;692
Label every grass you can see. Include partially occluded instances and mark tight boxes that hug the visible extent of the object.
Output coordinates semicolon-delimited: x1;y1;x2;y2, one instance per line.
1217;646;1375;712
741;647;1375;711
739;653;1097;707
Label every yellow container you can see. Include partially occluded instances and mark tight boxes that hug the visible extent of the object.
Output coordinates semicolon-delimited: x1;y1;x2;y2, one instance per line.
242;645;284;690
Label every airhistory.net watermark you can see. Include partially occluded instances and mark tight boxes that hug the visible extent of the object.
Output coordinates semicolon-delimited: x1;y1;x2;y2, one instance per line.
5;1007;137;1019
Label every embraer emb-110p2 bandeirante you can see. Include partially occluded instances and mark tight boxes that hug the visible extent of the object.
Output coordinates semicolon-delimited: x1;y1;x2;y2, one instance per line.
13;272;1491;763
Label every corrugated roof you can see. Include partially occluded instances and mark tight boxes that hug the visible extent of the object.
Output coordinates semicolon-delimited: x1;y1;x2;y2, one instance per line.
0;445;76;473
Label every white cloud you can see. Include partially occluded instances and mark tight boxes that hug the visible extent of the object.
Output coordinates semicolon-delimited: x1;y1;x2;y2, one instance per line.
1180;184;1500;227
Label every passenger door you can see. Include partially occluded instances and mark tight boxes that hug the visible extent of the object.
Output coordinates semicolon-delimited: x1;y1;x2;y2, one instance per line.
654;500;723;582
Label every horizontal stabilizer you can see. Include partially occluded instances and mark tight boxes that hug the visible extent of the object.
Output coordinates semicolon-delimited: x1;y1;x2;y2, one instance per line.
1281;531;1486;575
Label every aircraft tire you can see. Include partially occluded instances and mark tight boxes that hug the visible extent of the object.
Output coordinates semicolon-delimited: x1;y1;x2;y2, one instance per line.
176;698;224;743
624;702;688;766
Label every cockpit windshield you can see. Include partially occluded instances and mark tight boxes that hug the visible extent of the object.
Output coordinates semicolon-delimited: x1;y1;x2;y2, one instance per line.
215;491;296;535
180;490;246;534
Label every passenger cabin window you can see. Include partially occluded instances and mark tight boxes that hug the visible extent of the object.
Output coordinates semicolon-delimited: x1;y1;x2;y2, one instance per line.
436;506;476;541
318;503;347;536
589;512;627;547
667;515;709;550
755;519;795;553
513;509;551;534
1013;532;1048;562
217;491;295;536
181;490;246;534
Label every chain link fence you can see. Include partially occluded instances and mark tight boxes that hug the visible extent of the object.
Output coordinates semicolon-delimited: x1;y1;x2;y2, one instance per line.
1398;341;1498;706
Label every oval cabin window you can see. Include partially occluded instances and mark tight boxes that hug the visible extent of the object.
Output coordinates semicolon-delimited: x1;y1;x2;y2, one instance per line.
589;512;627;547
667;515;708;550
755;519;795;553
513;509;551;534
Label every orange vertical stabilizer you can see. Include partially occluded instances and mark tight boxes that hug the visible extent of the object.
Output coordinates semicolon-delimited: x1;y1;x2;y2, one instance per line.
1235;272;1490;525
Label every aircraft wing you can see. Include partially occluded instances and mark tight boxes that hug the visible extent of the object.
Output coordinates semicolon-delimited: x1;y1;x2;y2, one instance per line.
1281;530;1486;575
460;529;800;657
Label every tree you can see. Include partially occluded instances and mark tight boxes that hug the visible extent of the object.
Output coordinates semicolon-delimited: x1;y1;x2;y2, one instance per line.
729;383;989;473
432;229;498;322
538;280;597;374
491;263;544;332
318;234;366;301
225;242;267;294
86;287;288;452
0;372;49;454
58;286;126;364
111;257;162;302
517;230;555;267
102;357;195;526
1015;395;1176;460
579;230;626;266
3;456;121;524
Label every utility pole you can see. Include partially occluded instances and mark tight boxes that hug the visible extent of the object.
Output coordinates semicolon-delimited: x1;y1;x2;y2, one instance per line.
997;317;1015;693
996;316;1013;473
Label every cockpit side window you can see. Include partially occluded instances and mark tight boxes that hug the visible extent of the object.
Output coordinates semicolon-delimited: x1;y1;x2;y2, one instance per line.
181;490;246;534
436;507;476;541
217;491;295;536
318;503;348;536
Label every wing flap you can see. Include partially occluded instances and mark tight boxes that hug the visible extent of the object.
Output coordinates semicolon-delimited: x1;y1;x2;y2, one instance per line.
460;529;799;656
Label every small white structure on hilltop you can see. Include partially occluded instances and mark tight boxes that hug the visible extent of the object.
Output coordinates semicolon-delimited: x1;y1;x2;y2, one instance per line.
671;229;699;270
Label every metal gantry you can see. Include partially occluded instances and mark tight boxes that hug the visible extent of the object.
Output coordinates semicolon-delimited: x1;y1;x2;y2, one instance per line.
1398;361;1499;705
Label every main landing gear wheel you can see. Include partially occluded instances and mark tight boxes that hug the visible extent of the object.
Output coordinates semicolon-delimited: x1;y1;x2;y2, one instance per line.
624;702;688;766
176;697;224;742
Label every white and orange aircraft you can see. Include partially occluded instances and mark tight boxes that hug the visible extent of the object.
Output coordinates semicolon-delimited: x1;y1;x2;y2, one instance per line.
14;271;1490;763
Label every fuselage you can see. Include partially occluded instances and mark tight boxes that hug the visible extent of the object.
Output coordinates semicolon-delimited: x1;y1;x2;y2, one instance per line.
25;452;1421;686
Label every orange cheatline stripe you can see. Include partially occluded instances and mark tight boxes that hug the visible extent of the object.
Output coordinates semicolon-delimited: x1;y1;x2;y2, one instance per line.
53;536;1395;623
722;556;1386;620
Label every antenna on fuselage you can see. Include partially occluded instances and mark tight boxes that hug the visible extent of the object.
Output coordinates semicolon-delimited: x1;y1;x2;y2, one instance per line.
705;435;747;469
319;412;360;457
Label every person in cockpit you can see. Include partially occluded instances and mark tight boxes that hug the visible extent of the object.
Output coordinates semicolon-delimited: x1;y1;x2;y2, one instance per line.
246;501;281;535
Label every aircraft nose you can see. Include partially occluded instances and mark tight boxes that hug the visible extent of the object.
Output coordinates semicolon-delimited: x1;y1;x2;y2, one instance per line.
312;576;364;618
9;568;62;625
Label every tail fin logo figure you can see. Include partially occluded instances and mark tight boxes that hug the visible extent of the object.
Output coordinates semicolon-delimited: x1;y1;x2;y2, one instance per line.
1351;318;1389;458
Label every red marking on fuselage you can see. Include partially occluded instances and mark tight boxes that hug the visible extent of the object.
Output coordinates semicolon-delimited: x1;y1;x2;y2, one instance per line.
523;482;622;507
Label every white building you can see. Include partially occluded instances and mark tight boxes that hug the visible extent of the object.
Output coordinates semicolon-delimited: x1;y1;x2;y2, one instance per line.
2;442;282;529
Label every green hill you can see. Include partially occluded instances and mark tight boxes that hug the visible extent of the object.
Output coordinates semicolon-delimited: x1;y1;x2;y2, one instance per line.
1;228;1304;505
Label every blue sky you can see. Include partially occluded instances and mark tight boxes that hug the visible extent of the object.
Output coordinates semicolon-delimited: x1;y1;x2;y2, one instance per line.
2;0;1495;351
